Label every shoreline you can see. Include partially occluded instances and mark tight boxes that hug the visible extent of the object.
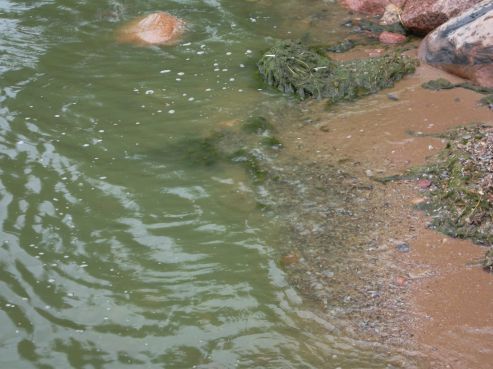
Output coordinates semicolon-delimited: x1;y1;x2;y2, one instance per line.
264;52;493;366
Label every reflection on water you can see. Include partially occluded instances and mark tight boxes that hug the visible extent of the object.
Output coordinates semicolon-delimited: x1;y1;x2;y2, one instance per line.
0;0;395;368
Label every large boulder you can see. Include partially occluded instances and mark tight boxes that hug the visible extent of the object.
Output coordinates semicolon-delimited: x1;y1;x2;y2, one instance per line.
419;0;493;88
401;0;483;35
339;0;405;15
117;12;185;46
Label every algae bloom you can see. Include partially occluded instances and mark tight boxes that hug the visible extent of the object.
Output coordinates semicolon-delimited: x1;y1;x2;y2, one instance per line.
257;40;417;103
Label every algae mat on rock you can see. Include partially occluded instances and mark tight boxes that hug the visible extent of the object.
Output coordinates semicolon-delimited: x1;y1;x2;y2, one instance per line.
257;40;417;102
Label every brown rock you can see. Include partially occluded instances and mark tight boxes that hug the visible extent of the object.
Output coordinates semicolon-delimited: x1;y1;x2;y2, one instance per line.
401;0;483;35
339;0;391;15
419;0;493;88
280;253;300;267
117;12;185;46
379;31;406;44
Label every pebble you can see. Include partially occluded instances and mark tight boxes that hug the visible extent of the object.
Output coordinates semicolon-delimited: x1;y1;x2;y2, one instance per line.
395;276;407;286
387;93;399;101
379;31;407;44
418;178;432;189
411;197;426;205
395;243;410;253
281;253;300;266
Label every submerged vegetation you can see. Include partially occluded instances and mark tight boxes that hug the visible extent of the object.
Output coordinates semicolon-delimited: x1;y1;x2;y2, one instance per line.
417;125;493;267
172;116;281;183
257;40;417;103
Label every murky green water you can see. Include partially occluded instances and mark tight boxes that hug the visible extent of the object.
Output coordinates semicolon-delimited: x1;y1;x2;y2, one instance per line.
0;1;398;368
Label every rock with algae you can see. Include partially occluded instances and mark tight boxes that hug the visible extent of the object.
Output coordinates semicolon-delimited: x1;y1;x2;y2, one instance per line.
484;248;493;271
165;116;282;183
257;40;417;103
422;78;493;94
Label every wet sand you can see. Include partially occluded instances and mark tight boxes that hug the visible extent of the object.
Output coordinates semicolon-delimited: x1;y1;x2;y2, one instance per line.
275;53;493;367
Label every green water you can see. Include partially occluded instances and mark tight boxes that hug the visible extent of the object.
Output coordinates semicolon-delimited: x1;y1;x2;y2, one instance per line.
0;1;397;368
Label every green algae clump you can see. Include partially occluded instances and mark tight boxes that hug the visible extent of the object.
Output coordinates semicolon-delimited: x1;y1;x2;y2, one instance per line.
420;125;493;247
257;40;417;103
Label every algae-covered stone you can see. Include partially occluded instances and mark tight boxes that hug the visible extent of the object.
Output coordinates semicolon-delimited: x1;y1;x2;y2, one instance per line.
484;248;493;271
168;114;281;184
257;41;337;99
422;78;493;94
257;40;417;103
241;116;274;134
422;78;455;90
327;39;357;53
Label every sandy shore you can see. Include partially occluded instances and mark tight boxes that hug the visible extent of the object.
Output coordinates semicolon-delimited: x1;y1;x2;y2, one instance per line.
272;50;493;367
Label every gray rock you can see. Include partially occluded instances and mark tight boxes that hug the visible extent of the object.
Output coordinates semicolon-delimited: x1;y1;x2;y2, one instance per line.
419;0;493;88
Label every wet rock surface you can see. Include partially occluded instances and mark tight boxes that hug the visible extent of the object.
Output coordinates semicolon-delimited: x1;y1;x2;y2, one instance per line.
401;0;482;35
418;0;493;87
117;12;185;46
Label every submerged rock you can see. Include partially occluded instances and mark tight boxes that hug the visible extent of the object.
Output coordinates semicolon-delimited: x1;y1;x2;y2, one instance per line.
117;12;185;46
418;0;493;88
379;31;406;44
257;40;417;103
401;0;482;35
327;39;357;53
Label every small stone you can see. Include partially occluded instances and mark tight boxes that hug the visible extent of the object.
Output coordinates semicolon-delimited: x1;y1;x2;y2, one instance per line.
379;31;407;44
387;93;399;101
411;197;426;205
323;271;335;278
370;290;381;298
395;242;410;253
418;178;432;189
281;253;300;266
366;48;384;57
395;276;407;286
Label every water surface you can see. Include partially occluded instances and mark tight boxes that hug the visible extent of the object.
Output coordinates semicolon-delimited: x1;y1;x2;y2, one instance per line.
0;1;395;368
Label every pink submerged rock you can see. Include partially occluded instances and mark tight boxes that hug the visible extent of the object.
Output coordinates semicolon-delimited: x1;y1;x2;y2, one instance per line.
379;31;406;44
117;12;185;46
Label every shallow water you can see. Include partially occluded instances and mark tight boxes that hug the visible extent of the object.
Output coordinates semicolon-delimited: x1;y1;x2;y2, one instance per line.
0;1;398;368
